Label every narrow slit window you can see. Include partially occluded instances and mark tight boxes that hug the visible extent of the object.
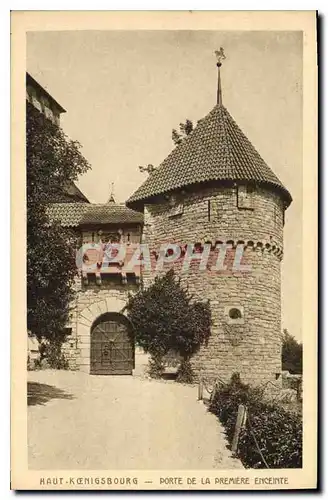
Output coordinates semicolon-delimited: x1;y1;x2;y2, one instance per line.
209;200;219;221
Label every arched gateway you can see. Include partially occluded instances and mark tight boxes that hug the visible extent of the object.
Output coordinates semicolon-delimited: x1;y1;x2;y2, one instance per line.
90;313;134;375
76;297;135;374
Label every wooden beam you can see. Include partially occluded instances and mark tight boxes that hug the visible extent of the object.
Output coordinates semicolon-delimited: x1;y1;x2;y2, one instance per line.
231;404;247;454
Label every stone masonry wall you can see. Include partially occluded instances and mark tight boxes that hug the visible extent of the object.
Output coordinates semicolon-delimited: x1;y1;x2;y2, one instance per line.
141;184;285;385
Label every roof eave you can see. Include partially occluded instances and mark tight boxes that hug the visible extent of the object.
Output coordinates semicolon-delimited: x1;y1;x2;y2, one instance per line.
26;72;67;114
126;178;292;210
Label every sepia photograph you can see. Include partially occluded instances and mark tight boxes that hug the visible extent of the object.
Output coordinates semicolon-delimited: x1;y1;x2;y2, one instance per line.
11;10;317;491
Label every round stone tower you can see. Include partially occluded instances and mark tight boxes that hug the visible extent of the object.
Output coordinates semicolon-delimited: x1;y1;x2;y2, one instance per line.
126;55;292;385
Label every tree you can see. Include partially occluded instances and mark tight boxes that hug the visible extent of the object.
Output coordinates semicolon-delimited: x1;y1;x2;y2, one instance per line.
125;269;211;382
172;119;194;145
281;329;303;374
138;119;194;177
27;102;91;351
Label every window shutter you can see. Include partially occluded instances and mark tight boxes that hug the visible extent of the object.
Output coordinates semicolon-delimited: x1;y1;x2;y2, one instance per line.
237;185;254;209
168;194;184;217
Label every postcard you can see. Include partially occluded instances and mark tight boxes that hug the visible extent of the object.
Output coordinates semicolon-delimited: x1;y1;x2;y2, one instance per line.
11;10;317;490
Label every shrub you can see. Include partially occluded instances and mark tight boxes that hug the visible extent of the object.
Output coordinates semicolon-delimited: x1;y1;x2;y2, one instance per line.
38;340;69;370
126;269;211;381
176;359;194;384
209;373;302;469
148;353;165;379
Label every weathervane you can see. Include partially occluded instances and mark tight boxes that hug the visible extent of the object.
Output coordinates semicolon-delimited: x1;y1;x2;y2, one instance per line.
215;47;226;67
214;48;226;105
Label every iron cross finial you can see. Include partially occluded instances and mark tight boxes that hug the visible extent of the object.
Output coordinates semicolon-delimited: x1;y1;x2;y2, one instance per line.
107;182;115;204
215;47;226;67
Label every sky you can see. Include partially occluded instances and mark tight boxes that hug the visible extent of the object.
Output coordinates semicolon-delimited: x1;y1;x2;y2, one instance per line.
27;30;303;340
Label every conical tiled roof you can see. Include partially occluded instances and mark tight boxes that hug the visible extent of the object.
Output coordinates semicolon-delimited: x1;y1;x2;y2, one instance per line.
126;104;292;209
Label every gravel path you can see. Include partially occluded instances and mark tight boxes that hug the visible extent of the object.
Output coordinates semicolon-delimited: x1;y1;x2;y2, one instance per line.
28;370;242;470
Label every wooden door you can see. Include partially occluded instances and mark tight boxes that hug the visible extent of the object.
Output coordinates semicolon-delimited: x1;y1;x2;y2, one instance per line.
90;315;134;375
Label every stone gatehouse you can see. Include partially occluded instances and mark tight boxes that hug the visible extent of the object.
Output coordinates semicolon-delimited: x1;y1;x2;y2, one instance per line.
47;199;143;375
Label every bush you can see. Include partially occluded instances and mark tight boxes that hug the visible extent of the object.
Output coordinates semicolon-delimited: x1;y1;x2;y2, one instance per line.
148;353;165;379
176;359;194;383
38;340;69;370
209;373;302;469
126;269;211;381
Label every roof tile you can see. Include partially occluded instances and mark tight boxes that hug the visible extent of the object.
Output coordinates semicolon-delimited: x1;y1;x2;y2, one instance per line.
126;105;292;208
47;203;144;227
